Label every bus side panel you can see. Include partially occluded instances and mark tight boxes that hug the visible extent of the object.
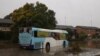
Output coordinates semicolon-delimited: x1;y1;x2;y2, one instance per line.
31;37;45;49
43;38;57;48
43;38;69;48
56;40;69;48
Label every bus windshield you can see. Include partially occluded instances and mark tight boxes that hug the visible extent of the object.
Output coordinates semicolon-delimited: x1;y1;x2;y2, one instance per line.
19;27;32;33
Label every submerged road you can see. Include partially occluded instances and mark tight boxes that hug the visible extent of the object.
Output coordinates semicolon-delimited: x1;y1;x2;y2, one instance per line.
0;48;100;56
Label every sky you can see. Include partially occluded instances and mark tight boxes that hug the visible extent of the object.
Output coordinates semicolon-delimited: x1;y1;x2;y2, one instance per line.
0;0;100;27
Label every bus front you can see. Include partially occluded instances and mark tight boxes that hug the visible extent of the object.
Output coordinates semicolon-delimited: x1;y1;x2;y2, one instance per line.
19;27;33;49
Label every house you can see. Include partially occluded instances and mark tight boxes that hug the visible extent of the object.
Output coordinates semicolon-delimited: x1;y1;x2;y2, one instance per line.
75;26;99;38
0;19;13;31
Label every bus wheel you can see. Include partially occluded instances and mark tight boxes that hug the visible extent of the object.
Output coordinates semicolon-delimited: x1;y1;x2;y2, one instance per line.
63;41;66;48
45;43;50;53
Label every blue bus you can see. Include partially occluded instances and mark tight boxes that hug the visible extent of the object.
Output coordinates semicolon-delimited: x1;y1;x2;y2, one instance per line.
19;27;69;52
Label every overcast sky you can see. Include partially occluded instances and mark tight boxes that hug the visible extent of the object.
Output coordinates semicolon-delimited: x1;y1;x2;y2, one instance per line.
0;0;100;27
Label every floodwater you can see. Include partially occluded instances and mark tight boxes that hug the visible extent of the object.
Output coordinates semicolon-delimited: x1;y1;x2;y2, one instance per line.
0;47;100;56
0;40;100;56
0;48;100;56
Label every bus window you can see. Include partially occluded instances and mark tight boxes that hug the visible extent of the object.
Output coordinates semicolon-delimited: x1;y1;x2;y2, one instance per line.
19;28;24;33
56;33;60;40
60;33;66;40
27;28;29;33
37;31;50;38
34;31;37;37
65;34;68;39
27;28;31;33
23;28;27;32
51;33;60;40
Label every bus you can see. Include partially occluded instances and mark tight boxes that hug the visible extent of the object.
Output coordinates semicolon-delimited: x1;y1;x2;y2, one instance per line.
19;27;69;52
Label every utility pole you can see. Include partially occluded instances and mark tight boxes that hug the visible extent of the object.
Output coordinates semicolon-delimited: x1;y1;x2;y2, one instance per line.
89;16;93;39
65;16;66;25
91;17;92;27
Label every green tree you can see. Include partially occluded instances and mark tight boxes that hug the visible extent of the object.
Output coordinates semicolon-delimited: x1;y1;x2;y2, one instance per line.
4;2;57;43
4;13;12;19
7;2;57;29
66;28;74;41
79;32;87;41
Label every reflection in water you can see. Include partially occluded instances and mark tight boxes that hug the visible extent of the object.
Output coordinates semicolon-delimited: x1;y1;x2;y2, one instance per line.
11;49;45;56
87;40;95;48
0;40;100;56
0;47;100;56
0;48;50;56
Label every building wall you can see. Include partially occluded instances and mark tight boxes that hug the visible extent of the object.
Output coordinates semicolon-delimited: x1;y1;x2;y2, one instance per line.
76;27;97;38
0;23;12;31
0;27;11;31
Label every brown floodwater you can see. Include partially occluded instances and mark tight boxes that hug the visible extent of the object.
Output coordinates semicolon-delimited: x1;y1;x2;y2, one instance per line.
0;40;100;56
0;47;100;56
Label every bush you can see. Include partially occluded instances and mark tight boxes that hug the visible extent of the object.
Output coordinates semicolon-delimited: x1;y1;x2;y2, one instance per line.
78;32;87;41
0;31;12;40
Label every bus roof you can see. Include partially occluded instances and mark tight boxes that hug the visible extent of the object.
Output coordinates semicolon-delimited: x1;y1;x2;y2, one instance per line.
32;27;68;34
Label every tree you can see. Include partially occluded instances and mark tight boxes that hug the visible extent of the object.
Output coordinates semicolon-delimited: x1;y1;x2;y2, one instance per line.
79;32;87;41
4;13;12;19
66;28;74;41
5;2;57;29
3;2;57;43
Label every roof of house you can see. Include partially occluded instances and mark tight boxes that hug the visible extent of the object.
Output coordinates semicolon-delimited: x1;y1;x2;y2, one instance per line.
0;19;13;24
76;26;99;30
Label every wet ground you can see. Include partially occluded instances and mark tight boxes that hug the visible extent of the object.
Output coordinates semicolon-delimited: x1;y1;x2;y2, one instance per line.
0;47;100;56
1;40;100;56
